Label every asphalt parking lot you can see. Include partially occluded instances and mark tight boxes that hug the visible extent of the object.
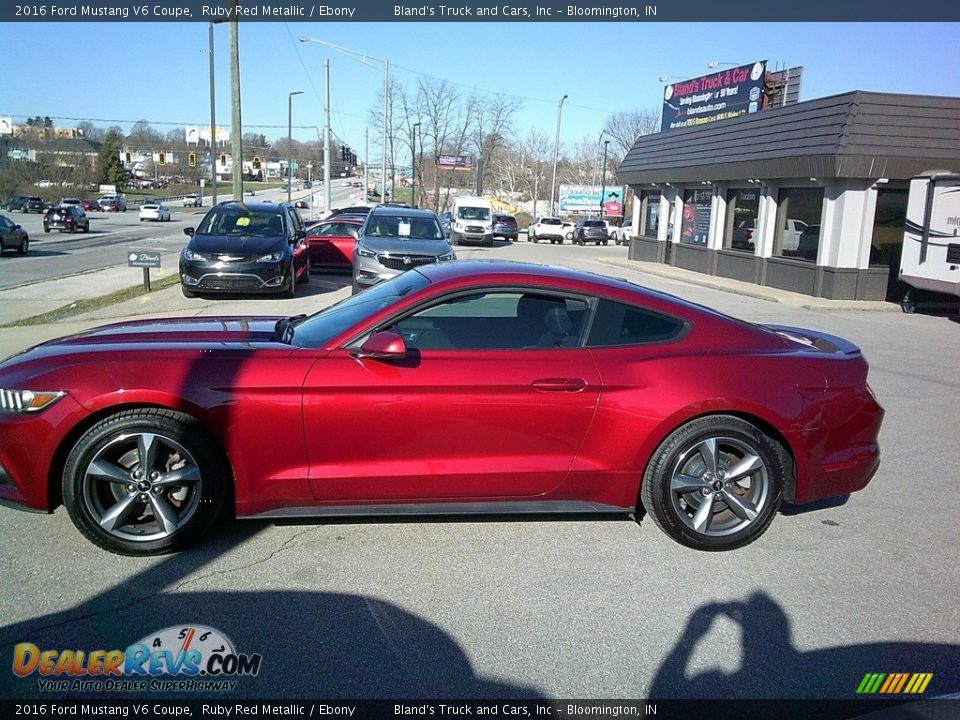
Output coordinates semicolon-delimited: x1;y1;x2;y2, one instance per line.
0;241;958;702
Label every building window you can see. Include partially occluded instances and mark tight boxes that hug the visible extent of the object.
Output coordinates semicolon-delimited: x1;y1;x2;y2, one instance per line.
640;191;661;238
680;189;711;245
723;188;760;252
774;187;823;260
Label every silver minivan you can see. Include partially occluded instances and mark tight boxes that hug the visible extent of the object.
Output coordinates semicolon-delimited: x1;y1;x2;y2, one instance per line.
353;206;455;293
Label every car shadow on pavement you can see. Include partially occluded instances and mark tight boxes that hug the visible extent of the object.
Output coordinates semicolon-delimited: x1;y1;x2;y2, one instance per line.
647;590;960;700
0;519;544;700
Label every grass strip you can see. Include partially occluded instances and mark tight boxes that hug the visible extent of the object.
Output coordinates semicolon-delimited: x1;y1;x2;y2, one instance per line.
2;273;182;328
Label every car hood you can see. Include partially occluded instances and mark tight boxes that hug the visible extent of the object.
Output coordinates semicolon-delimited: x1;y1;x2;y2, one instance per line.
358;237;452;255
187;233;287;255
0;317;292;372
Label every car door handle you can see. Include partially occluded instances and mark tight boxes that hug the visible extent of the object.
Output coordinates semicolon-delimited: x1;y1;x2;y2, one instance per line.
532;378;588;392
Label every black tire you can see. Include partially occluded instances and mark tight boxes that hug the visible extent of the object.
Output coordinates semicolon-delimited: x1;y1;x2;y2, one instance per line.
18;237;29;255
44;227;50;234
282;262;297;298
640;415;785;551
299;262;310;285
62;408;228;555
351;277;360;295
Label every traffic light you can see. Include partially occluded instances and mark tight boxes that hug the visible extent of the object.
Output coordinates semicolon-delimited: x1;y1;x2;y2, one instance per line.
252;155;261;169
188;152;197;168
219;153;227;166
124;151;132;163
339;145;346;162
158;152;166;166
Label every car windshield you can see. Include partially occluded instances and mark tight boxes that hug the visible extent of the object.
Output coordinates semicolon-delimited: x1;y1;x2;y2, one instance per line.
291;270;431;348
198;207;286;236
364;215;443;240
541;218;561;225
457;206;490;221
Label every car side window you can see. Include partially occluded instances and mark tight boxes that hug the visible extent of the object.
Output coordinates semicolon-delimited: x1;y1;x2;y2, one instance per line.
391;291;589;351
586;299;685;347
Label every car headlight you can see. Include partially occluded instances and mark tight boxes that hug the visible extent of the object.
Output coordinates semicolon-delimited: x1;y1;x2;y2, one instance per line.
182;249;206;262
356;246;377;258
439;252;455;261
257;251;285;263
0;389;65;414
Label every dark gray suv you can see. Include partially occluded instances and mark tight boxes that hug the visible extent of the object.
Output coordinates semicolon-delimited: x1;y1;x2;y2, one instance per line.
573;219;609;246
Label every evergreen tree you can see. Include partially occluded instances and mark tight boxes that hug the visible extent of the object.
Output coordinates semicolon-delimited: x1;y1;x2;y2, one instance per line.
97;129;126;187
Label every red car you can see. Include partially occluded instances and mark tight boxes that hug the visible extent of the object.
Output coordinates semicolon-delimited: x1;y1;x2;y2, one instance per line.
305;216;363;271
80;199;101;212
0;261;883;556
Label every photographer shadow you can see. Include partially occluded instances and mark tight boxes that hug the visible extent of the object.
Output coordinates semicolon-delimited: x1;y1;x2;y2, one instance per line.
649;591;960;700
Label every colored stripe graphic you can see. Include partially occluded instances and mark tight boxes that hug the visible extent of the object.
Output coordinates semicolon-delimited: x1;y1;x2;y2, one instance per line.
857;672;932;694
903;673;933;694
857;673;885;694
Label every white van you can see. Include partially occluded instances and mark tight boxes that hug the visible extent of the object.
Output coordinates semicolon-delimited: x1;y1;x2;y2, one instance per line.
449;196;494;246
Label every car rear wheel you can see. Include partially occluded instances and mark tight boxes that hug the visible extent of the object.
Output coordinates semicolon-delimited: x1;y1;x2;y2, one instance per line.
62;409;228;555
640;415;785;551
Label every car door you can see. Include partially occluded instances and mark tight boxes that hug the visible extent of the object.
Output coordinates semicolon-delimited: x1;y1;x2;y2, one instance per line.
301;289;600;503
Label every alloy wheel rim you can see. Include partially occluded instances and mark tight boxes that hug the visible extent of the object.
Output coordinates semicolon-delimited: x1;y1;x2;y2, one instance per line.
81;431;202;542
668;435;770;537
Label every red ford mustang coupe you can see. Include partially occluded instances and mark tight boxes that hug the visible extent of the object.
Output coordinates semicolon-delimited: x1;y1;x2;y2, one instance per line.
0;261;883;555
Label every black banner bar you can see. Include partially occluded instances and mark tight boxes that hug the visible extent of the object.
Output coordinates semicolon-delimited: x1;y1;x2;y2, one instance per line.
2;0;959;22
2;699;959;720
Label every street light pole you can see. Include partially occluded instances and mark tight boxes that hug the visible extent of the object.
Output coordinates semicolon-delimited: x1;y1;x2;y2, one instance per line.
323;59;331;215
550;94;568;217
208;22;217;206
411;122;420;207
287;90;303;204
599;139;609;219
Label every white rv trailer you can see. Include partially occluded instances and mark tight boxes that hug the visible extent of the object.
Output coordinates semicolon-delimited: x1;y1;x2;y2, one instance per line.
898;173;960;311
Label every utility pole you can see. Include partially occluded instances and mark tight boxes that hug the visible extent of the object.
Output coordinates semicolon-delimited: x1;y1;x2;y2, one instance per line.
363;127;369;204
411;122;420;207
229;8;242;201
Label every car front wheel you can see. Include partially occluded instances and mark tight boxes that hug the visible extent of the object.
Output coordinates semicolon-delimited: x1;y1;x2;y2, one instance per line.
62;409;228;555
640;415;785;551
18;237;29;255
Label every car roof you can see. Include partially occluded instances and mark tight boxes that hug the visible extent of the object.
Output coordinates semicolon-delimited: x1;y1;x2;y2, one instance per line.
368;205;437;219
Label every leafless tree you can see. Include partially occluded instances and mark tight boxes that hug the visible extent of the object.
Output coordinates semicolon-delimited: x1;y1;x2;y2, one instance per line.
604;108;660;158
466;92;520;195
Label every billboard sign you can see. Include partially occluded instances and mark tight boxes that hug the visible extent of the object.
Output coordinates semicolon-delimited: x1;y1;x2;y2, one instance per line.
559;184;626;217
437;154;473;169
661;60;767;132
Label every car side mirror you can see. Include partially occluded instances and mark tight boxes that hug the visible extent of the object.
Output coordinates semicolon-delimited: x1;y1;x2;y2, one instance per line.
183;227;195;237
350;331;407;360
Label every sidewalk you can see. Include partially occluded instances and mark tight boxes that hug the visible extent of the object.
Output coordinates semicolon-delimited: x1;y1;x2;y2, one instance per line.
596;258;900;312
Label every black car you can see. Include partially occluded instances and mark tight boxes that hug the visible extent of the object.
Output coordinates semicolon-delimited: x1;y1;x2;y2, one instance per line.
179;201;311;298
24;196;47;214
492;214;519;242
328;205;373;218
4;195;32;212
43;206;90;233
0;213;29;255
573;219;609;245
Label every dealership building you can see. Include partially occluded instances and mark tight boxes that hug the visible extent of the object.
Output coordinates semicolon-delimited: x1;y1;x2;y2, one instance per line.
617;90;960;301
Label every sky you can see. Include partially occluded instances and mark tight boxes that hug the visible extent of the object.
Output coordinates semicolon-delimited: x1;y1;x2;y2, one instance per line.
2;21;959;161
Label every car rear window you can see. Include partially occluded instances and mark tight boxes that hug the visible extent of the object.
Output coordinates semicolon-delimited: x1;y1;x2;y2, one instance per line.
586;299;685;346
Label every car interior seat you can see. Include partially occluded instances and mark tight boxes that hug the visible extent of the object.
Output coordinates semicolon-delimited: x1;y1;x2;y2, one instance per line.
538;307;575;348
